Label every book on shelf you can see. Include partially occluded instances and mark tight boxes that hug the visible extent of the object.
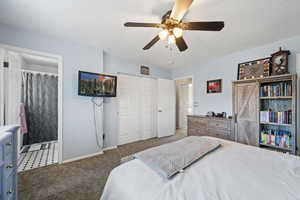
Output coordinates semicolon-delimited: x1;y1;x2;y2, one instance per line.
260;82;292;97
260;129;292;149
260;110;292;124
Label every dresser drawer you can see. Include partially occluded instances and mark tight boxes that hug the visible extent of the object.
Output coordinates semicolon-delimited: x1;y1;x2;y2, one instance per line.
208;128;232;140
3;154;14;179
0;165;2;197
0;143;3;163
208;120;229;130
3;172;15;200
3;135;13;156
188;118;207;128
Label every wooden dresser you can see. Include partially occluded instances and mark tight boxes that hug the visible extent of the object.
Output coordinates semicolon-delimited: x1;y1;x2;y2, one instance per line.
187;115;234;141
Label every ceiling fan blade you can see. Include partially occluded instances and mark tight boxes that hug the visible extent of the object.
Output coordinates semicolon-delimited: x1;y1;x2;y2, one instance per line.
176;37;188;52
143;35;160;50
181;21;224;31
170;0;193;21
124;22;161;28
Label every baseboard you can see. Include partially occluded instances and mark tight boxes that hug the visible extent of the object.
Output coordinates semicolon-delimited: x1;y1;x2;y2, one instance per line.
63;151;103;164
103;146;117;151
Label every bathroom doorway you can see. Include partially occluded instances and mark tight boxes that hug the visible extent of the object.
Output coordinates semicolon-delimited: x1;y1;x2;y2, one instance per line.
175;77;193;134
0;44;63;172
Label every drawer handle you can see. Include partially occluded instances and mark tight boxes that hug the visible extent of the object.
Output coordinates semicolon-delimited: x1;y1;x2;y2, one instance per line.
6;164;13;169
7;189;13;195
6;142;12;146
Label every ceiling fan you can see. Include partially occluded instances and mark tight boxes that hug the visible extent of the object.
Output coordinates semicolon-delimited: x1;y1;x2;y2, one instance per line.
124;0;224;52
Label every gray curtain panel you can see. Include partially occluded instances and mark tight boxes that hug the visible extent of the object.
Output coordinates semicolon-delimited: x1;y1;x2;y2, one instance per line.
22;72;58;145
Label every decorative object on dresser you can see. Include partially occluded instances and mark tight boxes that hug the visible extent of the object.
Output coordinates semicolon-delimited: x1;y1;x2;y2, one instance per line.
271;47;290;76
232;74;297;154
206;111;215;117
187;115;234;141
206;79;222;94
237;57;271;80
0;126;19;200
140;65;150;75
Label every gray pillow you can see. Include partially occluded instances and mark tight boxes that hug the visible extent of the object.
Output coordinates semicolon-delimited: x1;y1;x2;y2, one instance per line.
134;136;221;179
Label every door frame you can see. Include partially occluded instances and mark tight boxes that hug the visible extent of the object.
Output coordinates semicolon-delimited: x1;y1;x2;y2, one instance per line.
296;53;300;155
0;43;64;164
174;75;194;129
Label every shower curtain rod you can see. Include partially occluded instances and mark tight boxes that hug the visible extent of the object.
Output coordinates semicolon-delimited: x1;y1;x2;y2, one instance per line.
21;69;58;77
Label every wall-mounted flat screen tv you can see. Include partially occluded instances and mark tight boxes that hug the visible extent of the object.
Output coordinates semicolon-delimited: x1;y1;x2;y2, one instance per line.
78;71;117;97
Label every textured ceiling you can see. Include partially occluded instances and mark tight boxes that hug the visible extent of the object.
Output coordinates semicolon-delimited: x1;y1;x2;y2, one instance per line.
0;0;300;69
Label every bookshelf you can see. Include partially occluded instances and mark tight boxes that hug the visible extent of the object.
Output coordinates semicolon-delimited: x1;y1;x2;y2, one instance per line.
259;74;297;154
233;74;297;154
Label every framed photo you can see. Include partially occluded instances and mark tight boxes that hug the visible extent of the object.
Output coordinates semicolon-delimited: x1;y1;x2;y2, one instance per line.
237;57;271;80
207;79;222;94
141;65;150;75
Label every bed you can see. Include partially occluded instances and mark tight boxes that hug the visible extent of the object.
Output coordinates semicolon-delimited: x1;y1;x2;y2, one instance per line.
101;137;300;200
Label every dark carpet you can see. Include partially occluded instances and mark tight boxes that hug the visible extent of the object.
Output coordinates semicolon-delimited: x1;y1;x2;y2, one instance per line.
18;130;186;200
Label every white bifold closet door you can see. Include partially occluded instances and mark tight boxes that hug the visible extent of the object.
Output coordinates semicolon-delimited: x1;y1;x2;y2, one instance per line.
117;75;158;145
139;77;157;140
157;79;176;137
118;75;141;145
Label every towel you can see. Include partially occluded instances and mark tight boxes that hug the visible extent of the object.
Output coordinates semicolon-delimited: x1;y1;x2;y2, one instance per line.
20;103;28;134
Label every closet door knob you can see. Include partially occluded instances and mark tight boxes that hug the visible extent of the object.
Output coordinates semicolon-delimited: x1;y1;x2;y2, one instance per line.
158;110;162;112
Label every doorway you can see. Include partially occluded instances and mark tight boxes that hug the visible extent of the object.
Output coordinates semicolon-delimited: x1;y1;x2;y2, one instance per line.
175;77;193;134
0;44;63;172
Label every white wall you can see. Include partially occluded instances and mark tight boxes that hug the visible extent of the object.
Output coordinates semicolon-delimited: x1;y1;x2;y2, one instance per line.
0;23;103;161
103;52;171;79
0;23;173;158
172;35;300;116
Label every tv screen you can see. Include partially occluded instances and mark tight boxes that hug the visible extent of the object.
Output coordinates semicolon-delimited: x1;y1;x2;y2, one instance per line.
78;71;117;97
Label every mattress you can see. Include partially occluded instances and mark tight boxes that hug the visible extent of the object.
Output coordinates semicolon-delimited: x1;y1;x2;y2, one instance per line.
100;137;300;200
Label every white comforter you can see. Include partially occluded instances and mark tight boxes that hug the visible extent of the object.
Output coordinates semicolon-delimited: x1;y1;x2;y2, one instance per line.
101;137;300;200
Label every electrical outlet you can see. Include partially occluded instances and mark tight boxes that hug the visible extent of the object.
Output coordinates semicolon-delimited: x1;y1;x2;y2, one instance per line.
3;62;9;68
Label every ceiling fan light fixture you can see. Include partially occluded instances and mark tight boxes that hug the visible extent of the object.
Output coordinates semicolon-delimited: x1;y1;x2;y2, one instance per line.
173;27;183;38
159;29;169;40
168;35;176;44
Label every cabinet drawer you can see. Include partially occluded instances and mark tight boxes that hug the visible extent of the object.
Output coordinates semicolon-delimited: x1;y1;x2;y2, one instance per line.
188;118;207;128
208;120;229;130
3;135;13;156
0;143;3;163
3;172;15;200
4;155;13;179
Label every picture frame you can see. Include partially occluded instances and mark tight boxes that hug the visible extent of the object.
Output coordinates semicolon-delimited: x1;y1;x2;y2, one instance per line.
207;79;222;94
140;65;150;75
237;57;271;80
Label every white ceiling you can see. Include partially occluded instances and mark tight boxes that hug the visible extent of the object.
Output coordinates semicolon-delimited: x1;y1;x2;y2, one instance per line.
0;0;300;69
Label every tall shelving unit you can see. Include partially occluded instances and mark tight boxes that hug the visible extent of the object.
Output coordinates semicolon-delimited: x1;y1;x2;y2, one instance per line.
258;74;297;154
232;74;297;154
